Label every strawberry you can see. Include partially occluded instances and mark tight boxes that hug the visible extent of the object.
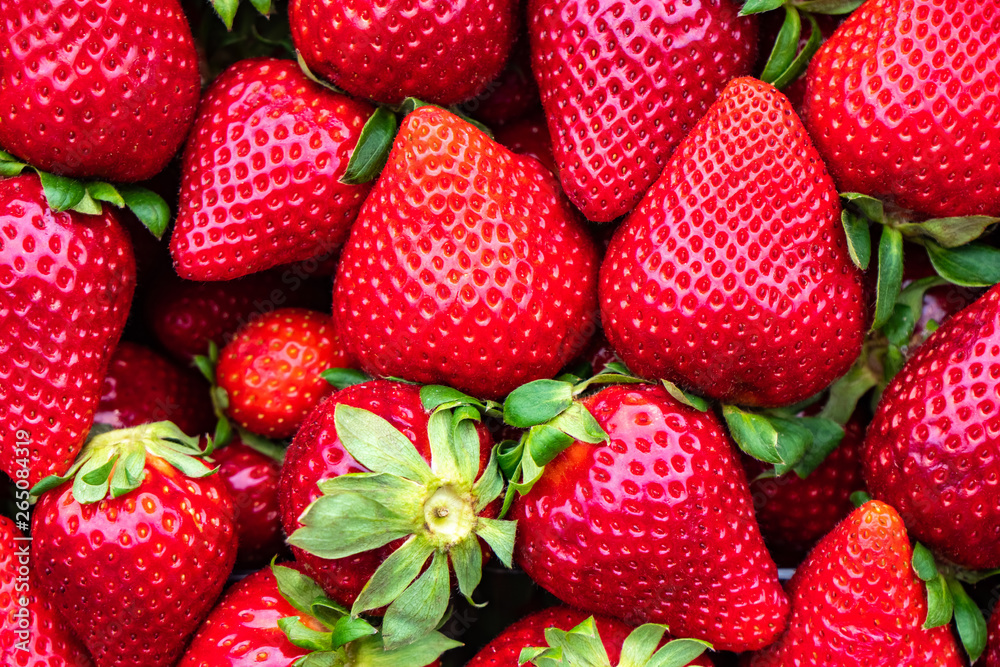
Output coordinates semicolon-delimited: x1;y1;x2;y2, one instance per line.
170;58;375;281
494;113;557;175
985;603;1000;667
177;563;456;666
528;0;758;222
749;500;964;666
0;0;200;182
333;106;600;400
279;380;514;648
31;422;238;667
863;284;1000;569
1;516;92;667
213;308;351;439
803;0;1000;220
600;77;866;408
460;33;540;128
0;174;135;485
289;0;518;106
95;341;215;437
509;382;789;651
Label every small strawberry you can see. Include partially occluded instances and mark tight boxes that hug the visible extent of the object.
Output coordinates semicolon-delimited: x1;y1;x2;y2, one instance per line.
0;0;200;182
529;0;758;222
749;500;964;666
333;105;600;400
177;563;457;666
95;341;215;437
600;77;866;408
30;422;238;667
0;174;135;485
170;58;375;281
1;516;92;667
289;0;518;106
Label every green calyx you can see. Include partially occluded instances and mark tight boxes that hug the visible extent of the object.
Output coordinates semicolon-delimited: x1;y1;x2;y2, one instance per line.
288;390;515;650
741;0;863;15
210;0;272;31
272;564;461;667
30;422;215;504
518;617;711;667
0;151;171;239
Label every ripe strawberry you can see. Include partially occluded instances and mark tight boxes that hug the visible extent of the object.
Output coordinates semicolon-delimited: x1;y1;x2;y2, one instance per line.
170;58;374;281
216;308;351;438
985;603;1000;667
803;0;1000;219
289;0;518;106
600;77;866;408
31;422;238;667
95;341;215;437
1;516;92;667
863;285;1000;569
0;174;135;485
333;106;600;400
511;383;789;651
749;501;964;666
529;0;758;222
494;113;556;175
0;0;200;182
177;563;456;666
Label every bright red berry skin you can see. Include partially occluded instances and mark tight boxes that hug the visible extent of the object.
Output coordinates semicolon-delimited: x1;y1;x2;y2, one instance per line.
1;516;93;667
0;174;135;485
0;0;200;182
600;78;866;408
333;106;600;400
279;380;493;607
863;285;1000;570
802;0;1000;219
985;603;1000;667
749;501;964;667
32;458;238;667
95;342;215;437
217;308;351;439
289;0;517;106
212;440;285;570
528;0;758;222
170;58;374;281
512;384;789;652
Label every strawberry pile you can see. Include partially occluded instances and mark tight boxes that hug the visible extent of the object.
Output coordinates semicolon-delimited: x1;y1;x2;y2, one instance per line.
2;0;1000;665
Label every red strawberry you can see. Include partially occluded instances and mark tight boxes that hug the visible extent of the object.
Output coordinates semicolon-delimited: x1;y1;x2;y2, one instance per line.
333;106;600;400
1;516;92;667
95;341;215;437
863;285;1000;569
802;0;1000;219
494;113;557;175
511;383;789;651
289;0;518;106
985;603;1000;667
216;308;351;438
31;423;238;667
170;58;374;281
0;174;135;485
529;0;758;222
749;501;963;666
600;77;866;408
0;0;200;182
460;33;540;127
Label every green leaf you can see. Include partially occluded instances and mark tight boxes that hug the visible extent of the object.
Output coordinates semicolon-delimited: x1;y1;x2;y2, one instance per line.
290;493;416;560
420;385;486;412
352;535;434;615
73;452;119;504
118;186;171;240
475;517;517;568
155;447;214;479
504;380;574;428
293;652;342;667
70;191;104;216
546;402;608;445
647;639;713;667
897;215;1000;248
249;0;272;14
273;564;330;617
382;551;451;650
334;404;435;484
883;344;905;383
841;209;872;270
792;417;844;477
872;226;904;330
38;171;86;211
321;367;370;390
850;490;872;507
472;446;506;512
841;192;886;224
30;474;73;497
950;578;988;663
922;573;953;629
0;161;27;177
329;615;377;648
352;632;462;667
317;472;424;518
770;12;823;89
310;598;350;627
618;624;668;667
110;449;147;498
911;542;938;582
341;107;398;185
211;0;239;29
741;0;786;14
85;182;125;207
722;405;782;464
542;617;610;667
882;303;916;348
768;416;813;475
819;359;879;425
524;424;576;468
278;616;333;651
790;0;864;12
450;536;483;601
660;380;710;412
926;241;1000;287
760;5;802;84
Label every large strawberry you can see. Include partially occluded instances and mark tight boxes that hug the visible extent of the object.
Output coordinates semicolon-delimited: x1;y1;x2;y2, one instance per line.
333;105;600;400
289;0;517;106
528;0;758;222
803;0;1000;220
0;0;200;182
600;77;866;408
508;382;789;651
170;58;374;281
863;284;1000;569
749;500;964;666
31;422;238;667
0;174;135;485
